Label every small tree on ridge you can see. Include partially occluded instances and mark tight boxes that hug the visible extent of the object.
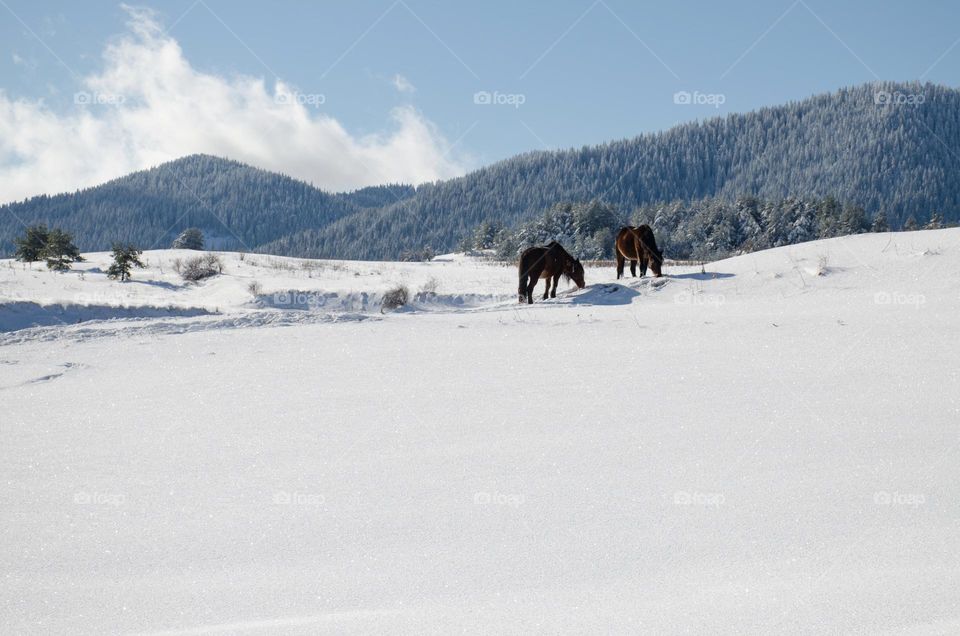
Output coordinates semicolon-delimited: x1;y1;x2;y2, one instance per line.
173;228;204;250
107;244;146;281
43;228;83;272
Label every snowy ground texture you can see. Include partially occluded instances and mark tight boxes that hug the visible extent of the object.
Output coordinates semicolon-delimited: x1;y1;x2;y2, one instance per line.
2;230;959;635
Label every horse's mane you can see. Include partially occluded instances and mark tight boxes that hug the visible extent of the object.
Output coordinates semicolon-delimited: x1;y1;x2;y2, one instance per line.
546;241;573;261
544;241;578;280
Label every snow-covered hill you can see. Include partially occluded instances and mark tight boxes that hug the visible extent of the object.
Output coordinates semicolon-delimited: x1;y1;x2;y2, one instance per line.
2;230;959;634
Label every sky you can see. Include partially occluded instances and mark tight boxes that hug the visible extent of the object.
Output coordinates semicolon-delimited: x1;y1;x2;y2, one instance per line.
0;0;958;203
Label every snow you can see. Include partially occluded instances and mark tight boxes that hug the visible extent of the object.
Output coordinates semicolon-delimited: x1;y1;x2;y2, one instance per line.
2;230;959;634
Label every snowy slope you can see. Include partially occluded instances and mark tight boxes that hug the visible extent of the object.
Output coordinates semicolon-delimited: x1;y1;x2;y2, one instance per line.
1;230;959;634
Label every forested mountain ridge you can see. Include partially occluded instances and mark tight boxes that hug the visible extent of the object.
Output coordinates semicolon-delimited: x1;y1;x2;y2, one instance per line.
2;81;958;259
280;81;960;259
0;155;412;253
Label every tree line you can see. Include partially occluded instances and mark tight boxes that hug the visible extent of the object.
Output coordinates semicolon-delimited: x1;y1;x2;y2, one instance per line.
459;197;953;262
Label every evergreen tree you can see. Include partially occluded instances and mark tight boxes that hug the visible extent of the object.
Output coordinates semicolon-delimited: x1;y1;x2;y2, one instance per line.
903;215;919;231
471;221;503;250
106;243;146;281
870;213;889;232
787;201;818;245
13;224;49;263
173;228;204;250
816;197;843;238
839;204;869;234
43;229;83;271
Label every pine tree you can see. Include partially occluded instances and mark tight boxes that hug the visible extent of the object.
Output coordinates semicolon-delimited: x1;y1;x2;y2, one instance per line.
870;213;889;232
13;224;49;263
839;204;869;234
471;221;502;250
903;215;919;231
173;228;204;250
43;229;83;271
816;197;843;238
106;243;146;281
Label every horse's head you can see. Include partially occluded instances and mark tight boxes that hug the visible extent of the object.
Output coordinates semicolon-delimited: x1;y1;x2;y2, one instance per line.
566;258;586;289
649;249;664;277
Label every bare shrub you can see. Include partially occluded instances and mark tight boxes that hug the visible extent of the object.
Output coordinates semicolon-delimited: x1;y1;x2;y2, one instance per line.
179;254;223;282
381;285;409;312
420;277;440;295
816;254;829;276
246;280;263;297
263;256;295;272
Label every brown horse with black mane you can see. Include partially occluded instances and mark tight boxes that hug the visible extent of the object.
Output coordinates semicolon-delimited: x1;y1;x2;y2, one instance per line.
518;241;586;304
615;225;664;278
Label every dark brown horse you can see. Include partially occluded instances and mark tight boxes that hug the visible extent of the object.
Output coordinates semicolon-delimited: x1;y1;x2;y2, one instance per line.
518;241;586;304
615;225;663;278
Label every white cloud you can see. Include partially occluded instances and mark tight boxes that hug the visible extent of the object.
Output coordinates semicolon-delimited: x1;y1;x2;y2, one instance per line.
392;73;416;93
0;6;465;204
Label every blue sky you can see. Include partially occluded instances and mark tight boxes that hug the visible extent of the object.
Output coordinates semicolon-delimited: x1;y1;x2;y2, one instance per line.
1;0;958;200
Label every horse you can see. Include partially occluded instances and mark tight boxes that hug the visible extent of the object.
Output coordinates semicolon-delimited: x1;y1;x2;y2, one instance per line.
615;225;663;278
518;241;586;304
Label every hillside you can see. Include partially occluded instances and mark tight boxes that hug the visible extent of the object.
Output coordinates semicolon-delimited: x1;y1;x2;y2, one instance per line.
2;229;959;633
0;155;415;254
3;81;960;259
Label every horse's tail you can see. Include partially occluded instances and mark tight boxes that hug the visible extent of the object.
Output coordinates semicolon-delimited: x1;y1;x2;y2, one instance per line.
518;253;529;302
615;235;625;278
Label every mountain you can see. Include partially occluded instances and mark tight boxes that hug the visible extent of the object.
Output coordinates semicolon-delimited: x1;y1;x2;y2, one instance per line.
3;81;959;259
0;155;414;254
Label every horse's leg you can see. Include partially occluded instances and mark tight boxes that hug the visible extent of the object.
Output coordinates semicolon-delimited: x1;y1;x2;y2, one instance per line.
616;251;625;279
630;260;637;277
526;260;546;303
542;274;550;300
527;264;543;304
550;272;560;298
639;257;647;277
518;272;527;303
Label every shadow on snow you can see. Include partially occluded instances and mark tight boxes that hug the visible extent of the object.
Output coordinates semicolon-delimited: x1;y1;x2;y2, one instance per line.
666;271;735;281
570;283;641;306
